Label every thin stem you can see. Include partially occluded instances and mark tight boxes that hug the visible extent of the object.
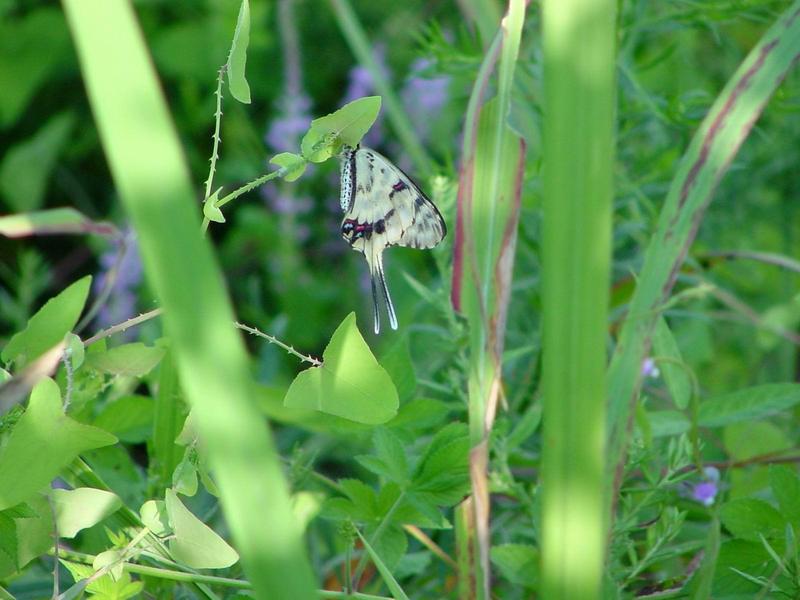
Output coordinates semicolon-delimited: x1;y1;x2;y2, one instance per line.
53;548;391;599
60;351;74;411
49;494;60;600
76;234;128;333
403;524;457;570
204;66;226;203
82;308;164;347
201;169;285;234
235;321;322;366
351;491;406;589
700;249;800;275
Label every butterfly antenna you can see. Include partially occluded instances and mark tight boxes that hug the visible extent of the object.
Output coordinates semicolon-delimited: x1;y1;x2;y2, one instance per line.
375;251;398;331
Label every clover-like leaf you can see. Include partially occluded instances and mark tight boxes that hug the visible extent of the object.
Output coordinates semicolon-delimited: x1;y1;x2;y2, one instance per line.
283;313;398;424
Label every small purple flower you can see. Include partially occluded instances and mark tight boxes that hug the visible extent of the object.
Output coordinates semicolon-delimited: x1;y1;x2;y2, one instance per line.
340;45;390;147
401;58;450;143
266;93;312;154
94;230;142;333
642;357;660;379
691;467;720;507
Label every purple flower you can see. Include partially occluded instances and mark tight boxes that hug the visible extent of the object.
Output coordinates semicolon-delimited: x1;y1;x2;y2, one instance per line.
93;230;142;333
641;357;660;379
401;58;450;143
266;93;312;154
340;45;390;147
690;467;720;507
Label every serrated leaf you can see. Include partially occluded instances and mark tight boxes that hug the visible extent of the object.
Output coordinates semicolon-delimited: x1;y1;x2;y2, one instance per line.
411;423;470;506
699;384;800;427
490;544;539;588
93;395;154;443
0;378;116;511
270;152;307;182
357;428;409;485
300;96;381;163
652;317;692;409
202;187;225;223
720;498;786;541
283;312;398;424
225;0;251;103
2;276;91;367
86;343;166;377
388;398;450;432
52;488;122;538
165;489;238;569
2;502;36;519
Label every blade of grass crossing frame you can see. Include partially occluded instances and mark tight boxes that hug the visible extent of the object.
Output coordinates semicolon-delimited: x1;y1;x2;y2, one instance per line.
451;2;526;597
541;0;616;597
606;1;800;508
61;2;317;598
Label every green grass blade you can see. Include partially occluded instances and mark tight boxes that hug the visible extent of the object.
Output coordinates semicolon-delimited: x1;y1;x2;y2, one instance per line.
606;0;800;502
540;0;617;597
61;1;317;598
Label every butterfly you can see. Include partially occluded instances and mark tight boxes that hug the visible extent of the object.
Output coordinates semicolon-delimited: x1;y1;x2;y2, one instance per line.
339;145;446;334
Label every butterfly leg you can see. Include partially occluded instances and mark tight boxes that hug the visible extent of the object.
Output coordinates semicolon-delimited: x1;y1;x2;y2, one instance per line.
375;250;398;331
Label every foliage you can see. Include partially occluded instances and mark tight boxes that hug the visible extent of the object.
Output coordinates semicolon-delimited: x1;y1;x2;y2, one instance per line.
1;0;800;598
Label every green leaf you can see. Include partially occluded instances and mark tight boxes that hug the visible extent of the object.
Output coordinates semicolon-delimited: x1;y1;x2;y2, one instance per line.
52;488;122;538
0;514;16;564
411;423;470;506
0;8;71;127
172;448;199;497
355;528;410;600
682;518;720;598
0;112;74;212
202;187;225;223
93;395;154;443
300;96;382;163
699;384;800;428
165;488;239;569
388;398;450;432
720;498;786;542
769;465;800;526
139;500;171;537
225;0;251;104
652;317;692;410
86;343;166;377
490;544;539;588
368;522;407;571
379;339;417;403
283;313;398;424
2;276;91;367
0;378;117;511
0;208;117;238
270;152;307;182
0;494;52;579
724;421;790;461
63;332;85;371
356;428;409;485
93;549;124;581
647;410;690;437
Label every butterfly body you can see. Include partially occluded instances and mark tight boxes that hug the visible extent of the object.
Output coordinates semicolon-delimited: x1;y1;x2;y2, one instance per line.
338;146;446;333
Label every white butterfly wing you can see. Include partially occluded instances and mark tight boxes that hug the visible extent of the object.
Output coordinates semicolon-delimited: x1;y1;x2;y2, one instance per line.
339;146;446;333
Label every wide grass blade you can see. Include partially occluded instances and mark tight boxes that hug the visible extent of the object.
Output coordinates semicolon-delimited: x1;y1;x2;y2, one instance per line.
451;1;526;597
606;0;800;504
61;1;317;598
540;0;617;597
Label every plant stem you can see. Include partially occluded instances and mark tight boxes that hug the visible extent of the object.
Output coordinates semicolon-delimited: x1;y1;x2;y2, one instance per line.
235;322;322;366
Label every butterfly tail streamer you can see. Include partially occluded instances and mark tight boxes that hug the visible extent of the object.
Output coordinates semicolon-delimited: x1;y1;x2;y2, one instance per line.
369;257;381;335
375;250;398;331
